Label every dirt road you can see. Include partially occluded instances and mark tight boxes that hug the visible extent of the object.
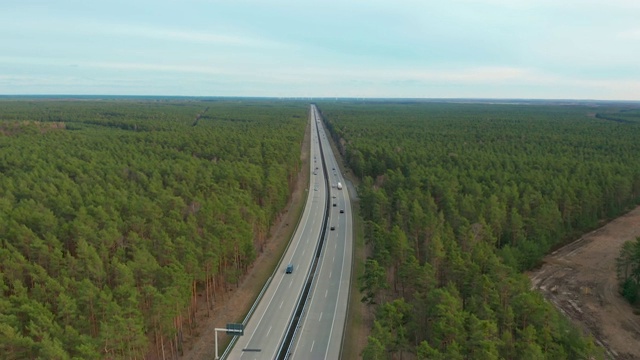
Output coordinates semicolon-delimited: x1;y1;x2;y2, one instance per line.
529;206;640;359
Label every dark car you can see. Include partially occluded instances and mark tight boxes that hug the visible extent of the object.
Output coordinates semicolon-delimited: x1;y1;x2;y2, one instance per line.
330;226;335;231
333;203;337;207
340;209;344;213
286;263;294;274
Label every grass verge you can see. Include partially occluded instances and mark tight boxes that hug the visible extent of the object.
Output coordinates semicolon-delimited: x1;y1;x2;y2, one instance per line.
341;195;368;359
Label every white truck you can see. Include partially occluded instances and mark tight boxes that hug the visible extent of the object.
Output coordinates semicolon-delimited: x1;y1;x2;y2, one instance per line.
337;182;343;190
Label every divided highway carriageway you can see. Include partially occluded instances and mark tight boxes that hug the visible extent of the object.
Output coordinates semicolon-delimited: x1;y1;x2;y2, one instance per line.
225;105;353;360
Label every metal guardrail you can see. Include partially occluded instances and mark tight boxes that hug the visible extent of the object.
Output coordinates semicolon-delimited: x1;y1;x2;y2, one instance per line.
311;106;355;360
315;105;355;360
219;274;272;359
276;212;328;359
220;108;316;360
282;225;327;360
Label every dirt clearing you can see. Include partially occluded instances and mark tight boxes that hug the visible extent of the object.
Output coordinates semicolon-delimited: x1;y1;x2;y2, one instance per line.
529;206;640;359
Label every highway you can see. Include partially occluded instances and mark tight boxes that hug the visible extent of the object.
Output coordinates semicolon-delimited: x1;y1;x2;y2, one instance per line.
289;105;353;359
227;105;329;359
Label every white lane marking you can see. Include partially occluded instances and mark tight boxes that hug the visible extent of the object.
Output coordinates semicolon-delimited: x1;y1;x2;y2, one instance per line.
332;255;335;263
267;326;272;337
280;300;283;309
240;121;322;358
325;289;328;298
237;118;321;359
319;312;323;321
325;216;348;360
329;271;332;279
292;208;333;352
291;112;351;356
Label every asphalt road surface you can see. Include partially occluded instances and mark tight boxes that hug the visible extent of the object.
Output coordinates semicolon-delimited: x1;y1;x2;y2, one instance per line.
290;105;353;359
228;105;329;359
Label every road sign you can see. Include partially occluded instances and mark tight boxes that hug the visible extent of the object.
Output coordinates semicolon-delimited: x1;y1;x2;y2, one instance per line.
226;323;244;335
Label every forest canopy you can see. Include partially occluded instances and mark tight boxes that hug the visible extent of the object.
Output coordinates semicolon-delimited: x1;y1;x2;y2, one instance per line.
0;99;307;359
617;237;640;305
317;101;640;359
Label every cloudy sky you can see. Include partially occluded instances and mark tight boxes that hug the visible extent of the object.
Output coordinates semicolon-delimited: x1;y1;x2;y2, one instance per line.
1;0;639;99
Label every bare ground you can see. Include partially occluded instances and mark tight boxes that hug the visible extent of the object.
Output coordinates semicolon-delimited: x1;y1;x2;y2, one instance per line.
529;206;640;360
328;135;370;359
178;120;311;360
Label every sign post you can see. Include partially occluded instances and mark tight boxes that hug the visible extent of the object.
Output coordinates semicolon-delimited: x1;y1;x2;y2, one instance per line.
214;323;244;359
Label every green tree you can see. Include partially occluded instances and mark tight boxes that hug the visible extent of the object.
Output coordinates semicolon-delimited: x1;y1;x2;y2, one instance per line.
465;314;500;360
616;237;640;304
360;259;388;305
362;336;387;360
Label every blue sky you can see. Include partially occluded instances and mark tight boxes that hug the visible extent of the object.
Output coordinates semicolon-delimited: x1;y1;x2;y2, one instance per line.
1;0;639;99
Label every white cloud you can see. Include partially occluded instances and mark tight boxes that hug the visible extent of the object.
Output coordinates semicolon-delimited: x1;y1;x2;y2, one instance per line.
278;66;544;85
618;29;640;39
2;0;639;102
103;24;287;49
3;54;639;99
453;0;640;8
86;61;226;75
0;14;286;50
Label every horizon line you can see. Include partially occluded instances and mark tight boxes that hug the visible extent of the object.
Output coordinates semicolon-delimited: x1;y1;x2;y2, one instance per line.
1;94;639;103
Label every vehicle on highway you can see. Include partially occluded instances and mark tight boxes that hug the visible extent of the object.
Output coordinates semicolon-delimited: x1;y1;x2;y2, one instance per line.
337;182;343;190
286;263;294;274
330;226;335;231
340;209;344;213
333;203;337;207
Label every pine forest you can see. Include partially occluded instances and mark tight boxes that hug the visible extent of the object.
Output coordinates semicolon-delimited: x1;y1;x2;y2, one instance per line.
3;98;640;359
0;99;307;359
317;101;640;359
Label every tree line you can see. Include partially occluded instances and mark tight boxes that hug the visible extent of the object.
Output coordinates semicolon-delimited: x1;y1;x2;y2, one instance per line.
0;99;307;359
617;237;640;305
318;101;640;359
